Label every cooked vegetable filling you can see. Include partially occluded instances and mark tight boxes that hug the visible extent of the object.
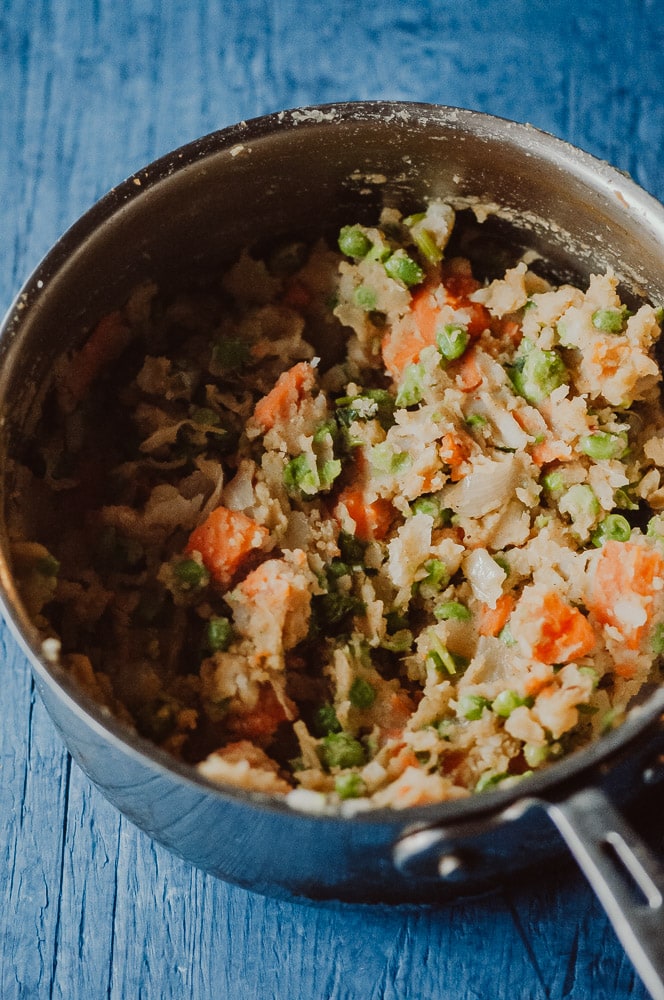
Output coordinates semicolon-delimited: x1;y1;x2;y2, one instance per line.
11;200;664;811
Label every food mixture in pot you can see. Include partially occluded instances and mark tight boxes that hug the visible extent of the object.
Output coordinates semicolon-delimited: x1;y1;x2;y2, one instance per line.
11;201;664;810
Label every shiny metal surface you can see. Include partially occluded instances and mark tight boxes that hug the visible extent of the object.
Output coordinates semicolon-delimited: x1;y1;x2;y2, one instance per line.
2;103;664;922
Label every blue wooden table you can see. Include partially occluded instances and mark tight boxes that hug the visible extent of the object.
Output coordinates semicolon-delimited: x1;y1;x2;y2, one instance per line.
2;2;663;997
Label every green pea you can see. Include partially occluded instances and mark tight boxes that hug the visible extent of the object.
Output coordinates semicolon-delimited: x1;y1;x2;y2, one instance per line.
579;431;627;461
320;732;367;769
338;225;372;259
542;470;565;496
349;677;376;709
590;514;631;547
384;250;425;287
523;743;549;768
396;361;426;407
335;772;367;799
492;690;527;718
456;693;491;721
591;307;628;333
206;616;234;653
174;558;208;588
312;703;342;737
437;323;470;361
354;285;378;311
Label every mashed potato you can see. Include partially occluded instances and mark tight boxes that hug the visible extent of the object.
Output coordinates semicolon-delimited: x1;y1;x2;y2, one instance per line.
11;201;664;809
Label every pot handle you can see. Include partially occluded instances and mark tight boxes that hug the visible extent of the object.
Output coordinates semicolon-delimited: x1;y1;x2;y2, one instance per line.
546;785;664;1000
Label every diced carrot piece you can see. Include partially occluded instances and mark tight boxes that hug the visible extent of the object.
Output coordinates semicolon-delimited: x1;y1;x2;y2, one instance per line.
614;662;638;680
591;339;625;376
334;487;395;542
439;430;473;481
454;346;483;391
252;361;315;431
532;591;596;664
226;684;289;744
478;593;515;637
63;310;132;404
186;506;268;588
443;274;491;338
531;439;572;466
381;285;439;378
588;541;664;650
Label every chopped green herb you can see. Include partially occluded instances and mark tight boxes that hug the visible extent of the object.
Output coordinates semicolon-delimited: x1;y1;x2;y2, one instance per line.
412;227;442;265
283;454;319;496
436;718;456;740
613;487;639;511
338;531;366;566
409;495;452;526
369;442;411;475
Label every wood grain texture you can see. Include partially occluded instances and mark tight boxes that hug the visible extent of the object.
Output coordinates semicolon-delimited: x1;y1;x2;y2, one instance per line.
1;1;663;997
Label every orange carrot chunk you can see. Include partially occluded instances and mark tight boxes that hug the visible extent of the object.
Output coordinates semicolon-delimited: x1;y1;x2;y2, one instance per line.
478;593;515;637
454;346;483;392
226;685;289;744
381;285;440;378
439;430;472;481
588;541;664;650
252;361;315;431
532;591;596;664
186;506;268;588
334;487;395;542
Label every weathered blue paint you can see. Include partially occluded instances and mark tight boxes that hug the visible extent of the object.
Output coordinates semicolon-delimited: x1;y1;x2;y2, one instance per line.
1;1;663;997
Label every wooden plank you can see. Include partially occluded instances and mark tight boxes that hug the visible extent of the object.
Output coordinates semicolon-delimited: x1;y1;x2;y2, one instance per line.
1;0;663;998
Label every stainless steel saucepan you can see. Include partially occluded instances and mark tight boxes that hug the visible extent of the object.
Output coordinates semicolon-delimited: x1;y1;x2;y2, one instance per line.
2;103;664;999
